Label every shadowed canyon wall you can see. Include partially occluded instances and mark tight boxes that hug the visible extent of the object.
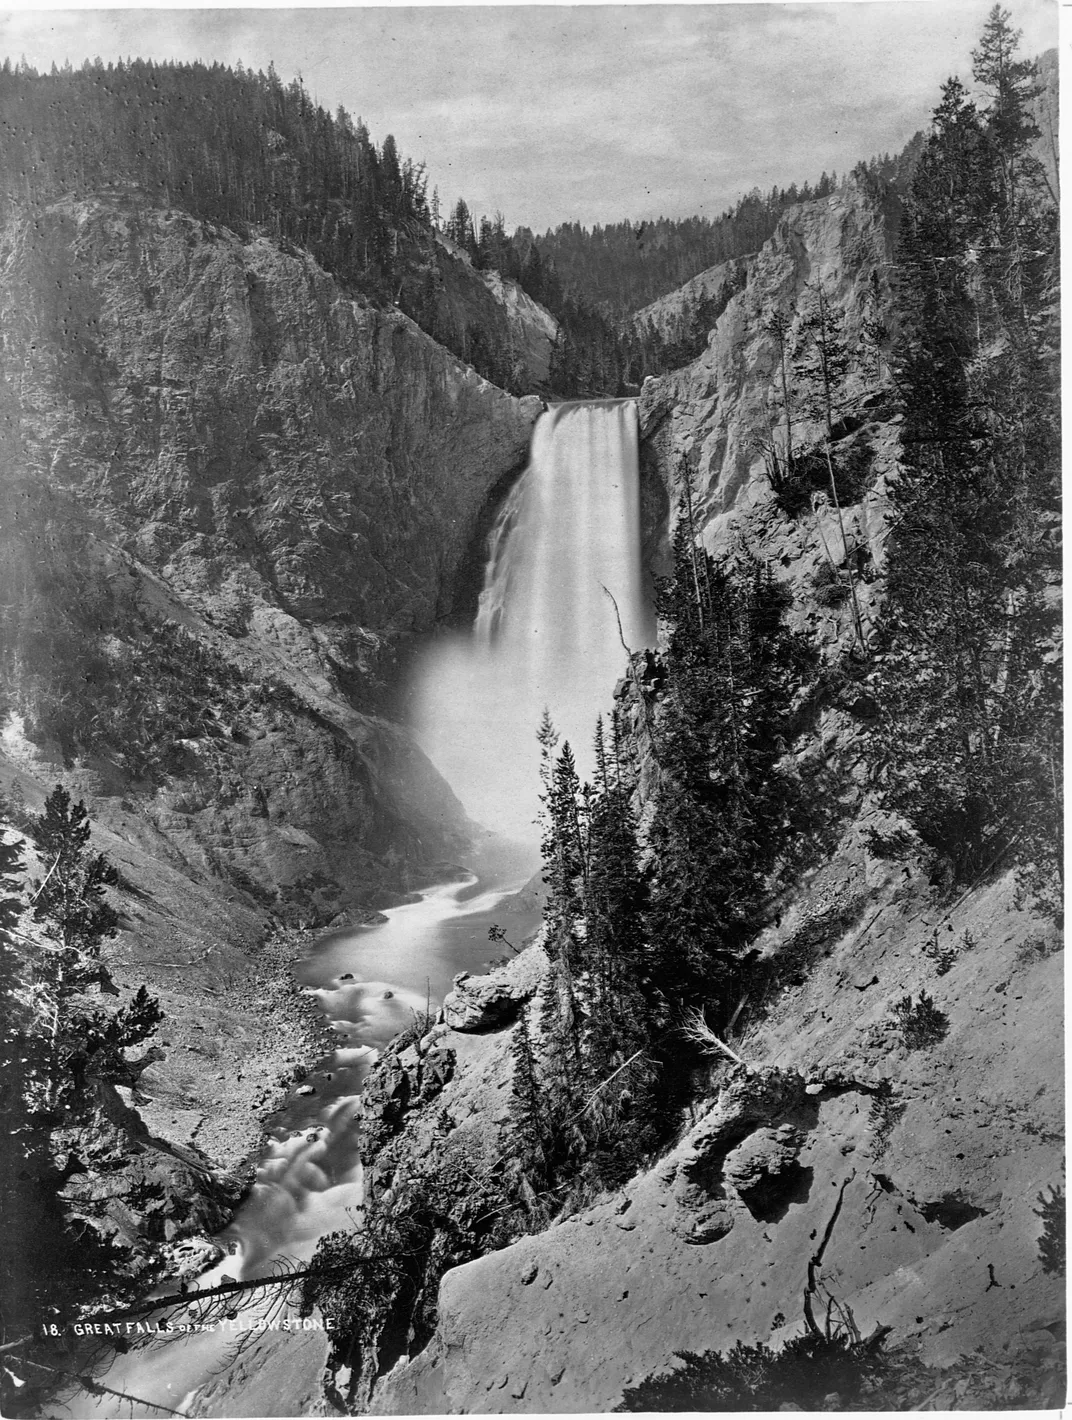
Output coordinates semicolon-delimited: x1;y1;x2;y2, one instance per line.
0;195;542;919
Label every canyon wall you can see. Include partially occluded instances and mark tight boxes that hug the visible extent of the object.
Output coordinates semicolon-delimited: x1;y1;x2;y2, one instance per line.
638;183;900;650
0;194;541;1278
0;195;542;919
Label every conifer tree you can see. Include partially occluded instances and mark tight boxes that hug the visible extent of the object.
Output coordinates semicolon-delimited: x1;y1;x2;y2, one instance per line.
507;1007;546;1186
794;282;866;648
647;527;819;1026
0;813;130;1373
28;787;163;1107
871;24;1060;903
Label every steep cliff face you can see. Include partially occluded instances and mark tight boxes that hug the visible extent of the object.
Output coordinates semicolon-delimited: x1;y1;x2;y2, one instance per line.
2;196;540;654
478;266;558;385
0;196;542;915
639;183;899;648
631;253;752;341
427;231;558;389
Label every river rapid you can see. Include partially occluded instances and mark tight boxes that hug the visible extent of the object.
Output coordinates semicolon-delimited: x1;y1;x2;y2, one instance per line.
69;834;540;1418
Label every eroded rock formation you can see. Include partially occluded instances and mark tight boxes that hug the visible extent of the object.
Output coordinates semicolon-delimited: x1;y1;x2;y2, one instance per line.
0;196;542;914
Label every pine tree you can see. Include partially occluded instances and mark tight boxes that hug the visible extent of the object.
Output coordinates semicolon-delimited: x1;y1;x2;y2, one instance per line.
647;534;820;1025
972;5;1046;219
793;282;867;648
0;813;131;1376
28;787;164;1107
871;26;1060;904
507;1007;546;1187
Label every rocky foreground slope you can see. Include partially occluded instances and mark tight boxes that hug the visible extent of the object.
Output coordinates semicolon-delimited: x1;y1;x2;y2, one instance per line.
371;851;1062;1413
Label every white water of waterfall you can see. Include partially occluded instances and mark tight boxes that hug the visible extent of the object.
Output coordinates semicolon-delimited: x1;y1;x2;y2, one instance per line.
413;399;656;843
70;400;653;1416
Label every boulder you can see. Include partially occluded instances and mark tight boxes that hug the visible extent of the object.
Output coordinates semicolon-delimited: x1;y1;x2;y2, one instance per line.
442;949;546;1033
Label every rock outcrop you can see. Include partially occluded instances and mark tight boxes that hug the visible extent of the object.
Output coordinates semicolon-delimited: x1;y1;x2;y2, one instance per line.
478;266;558;385
0;196;542;915
2;196;540;654
429;231;558;390
630;253;751;342
639;183;899;648
441;948;546;1032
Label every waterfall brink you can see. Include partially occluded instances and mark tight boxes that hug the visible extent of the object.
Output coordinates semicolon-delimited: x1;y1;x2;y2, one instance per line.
413;400;655;843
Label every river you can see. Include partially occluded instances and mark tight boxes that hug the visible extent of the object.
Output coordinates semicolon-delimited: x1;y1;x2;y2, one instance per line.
66;834;541;1418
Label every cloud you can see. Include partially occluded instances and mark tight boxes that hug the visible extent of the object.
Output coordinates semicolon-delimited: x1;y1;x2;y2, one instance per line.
0;2;1058;231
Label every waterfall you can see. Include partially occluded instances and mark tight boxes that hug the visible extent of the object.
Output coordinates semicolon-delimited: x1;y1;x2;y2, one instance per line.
412;399;655;843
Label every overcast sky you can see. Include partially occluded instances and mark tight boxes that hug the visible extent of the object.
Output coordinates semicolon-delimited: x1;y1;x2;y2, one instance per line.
0;2;1058;232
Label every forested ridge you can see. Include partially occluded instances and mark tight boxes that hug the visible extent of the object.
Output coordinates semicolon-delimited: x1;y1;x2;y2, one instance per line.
0;57;917;399
530;174;845;317
0;58;538;389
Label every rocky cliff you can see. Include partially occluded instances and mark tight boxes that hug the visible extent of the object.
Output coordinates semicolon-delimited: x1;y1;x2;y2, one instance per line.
0;195;542;917
630;253;752;342
638;183;899;650
433;231;558;387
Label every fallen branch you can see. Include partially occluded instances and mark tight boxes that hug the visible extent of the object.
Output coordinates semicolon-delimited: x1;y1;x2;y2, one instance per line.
803;1169;856;1337
78;1255;402;1326
680;1006;748;1066
574;1046;648;1119
16;1356;188;1418
601;584;661;765
29;854;61;904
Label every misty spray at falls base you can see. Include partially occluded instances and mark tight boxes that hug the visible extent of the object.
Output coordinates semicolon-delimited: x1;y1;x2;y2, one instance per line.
414;399;656;845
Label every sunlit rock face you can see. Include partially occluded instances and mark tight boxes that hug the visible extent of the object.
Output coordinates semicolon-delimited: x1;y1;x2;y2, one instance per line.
639;183;901;651
1;196;541;653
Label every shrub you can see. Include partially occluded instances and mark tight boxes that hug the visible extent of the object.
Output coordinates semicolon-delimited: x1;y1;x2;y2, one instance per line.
616;1332;890;1412
868;1081;906;1158
923;926;975;976
890;992;948;1050
1035;1184;1065;1277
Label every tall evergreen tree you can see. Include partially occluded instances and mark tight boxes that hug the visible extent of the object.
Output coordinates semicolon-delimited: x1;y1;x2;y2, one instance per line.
28;787;163;1107
870;27;1060;904
647;526;820;1024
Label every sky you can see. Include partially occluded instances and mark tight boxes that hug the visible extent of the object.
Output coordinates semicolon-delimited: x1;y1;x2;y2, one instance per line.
0;2;1059;232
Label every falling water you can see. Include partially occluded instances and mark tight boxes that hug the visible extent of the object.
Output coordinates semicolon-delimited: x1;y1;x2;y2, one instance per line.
414;399;656;842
